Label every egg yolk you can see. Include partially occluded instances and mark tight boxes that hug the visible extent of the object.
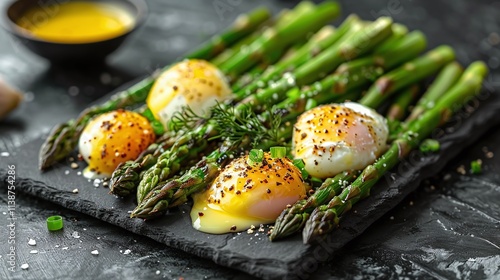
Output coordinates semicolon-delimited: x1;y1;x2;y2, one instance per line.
78;109;156;179
191;152;307;234
147;59;232;128
16;2;135;43
293;102;388;179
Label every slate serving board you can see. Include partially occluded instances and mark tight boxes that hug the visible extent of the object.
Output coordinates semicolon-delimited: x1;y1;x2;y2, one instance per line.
2;82;499;279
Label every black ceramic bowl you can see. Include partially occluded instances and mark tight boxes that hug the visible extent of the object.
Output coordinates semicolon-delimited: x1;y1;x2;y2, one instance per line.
1;0;147;63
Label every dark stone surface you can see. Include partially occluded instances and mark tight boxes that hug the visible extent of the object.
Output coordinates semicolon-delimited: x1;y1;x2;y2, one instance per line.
1;0;500;279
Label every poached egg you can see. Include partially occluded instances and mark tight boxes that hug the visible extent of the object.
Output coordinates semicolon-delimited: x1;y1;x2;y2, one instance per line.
292;102;388;179
78;109;156;179
147;59;232;128
191;152;307;234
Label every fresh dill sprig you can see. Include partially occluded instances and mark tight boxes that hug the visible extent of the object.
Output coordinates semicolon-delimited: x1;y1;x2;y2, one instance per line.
210;102;285;149
168;106;208;132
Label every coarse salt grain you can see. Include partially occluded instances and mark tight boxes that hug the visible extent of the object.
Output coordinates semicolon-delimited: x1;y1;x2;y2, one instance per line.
21;263;29;270
91;250;99;255
28;239;36;246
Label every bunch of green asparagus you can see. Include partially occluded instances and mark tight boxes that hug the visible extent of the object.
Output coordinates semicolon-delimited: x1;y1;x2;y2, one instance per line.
38;1;489;243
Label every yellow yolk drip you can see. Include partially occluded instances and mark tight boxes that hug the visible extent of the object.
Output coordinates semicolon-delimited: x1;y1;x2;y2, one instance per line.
191;153;307;234
16;2;135;43
78;109;156;179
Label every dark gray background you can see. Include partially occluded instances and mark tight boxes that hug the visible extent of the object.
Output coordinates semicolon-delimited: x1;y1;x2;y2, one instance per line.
1;0;500;279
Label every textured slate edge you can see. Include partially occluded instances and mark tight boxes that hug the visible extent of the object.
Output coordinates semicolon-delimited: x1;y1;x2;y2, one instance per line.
2;92;500;280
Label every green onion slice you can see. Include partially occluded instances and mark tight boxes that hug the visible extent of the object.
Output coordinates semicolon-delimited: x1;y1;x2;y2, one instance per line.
419;139;440;153
470;159;482;174
293;158;309;180
47;215;63;231
270;147;287;159
248;149;264;166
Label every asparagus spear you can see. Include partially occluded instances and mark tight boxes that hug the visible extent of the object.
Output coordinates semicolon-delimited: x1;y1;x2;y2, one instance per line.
110;144;162;197
270;171;360;240
294;17;393;86
280;30;427;111
211;2;314;66
385;85;421;138
135;122;219;202
182;7;272;60
234;14;361;95
38;7;271;170
219;1;341;80
373;23;408;54
302;61;488;243
386;85;420;121
131;144;233;218
231;25;337;92
406;61;463;121
359;45;456;108
235;17;394;114
213;2;315;69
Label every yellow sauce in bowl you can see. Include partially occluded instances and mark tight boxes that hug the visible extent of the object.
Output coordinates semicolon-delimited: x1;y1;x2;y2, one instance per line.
16;2;136;44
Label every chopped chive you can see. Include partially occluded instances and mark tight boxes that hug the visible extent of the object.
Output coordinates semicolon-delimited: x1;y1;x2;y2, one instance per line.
305;99;318;110
310;176;324;188
270;147;287;159
286;87;301;100
293;159;309;180
248;149;264;166
419;139;440;153
47;215;63;231
151;120;165;135
388;119;402;135
193;168;205;179
470;159;482;174
141;108;155;121
141;108;165;135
